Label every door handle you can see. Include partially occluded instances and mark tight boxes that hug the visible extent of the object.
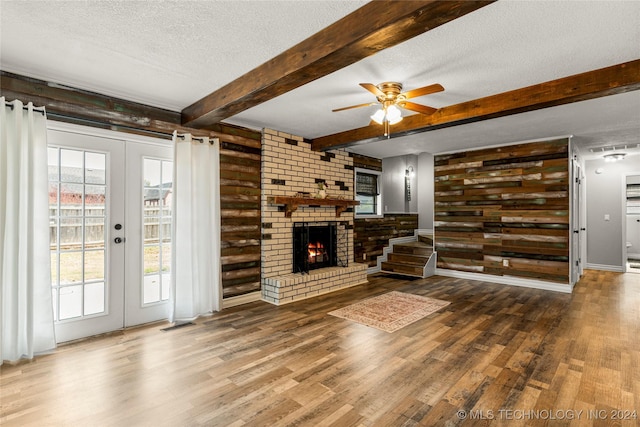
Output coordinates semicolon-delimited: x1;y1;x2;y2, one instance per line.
114;237;125;244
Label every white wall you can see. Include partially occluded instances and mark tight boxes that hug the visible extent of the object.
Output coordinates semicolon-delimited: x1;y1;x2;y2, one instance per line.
381;154;418;213
585;155;640;269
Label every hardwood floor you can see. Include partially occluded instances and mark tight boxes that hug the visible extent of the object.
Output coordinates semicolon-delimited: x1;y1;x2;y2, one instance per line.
1;270;639;426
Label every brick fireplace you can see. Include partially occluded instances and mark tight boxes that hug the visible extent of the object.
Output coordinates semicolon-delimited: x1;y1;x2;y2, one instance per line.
261;129;368;305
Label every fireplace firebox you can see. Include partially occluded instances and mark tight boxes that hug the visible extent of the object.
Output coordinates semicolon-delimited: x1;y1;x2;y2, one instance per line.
293;222;338;273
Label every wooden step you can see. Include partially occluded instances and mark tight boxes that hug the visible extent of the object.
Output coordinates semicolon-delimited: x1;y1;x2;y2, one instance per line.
380;261;424;276
418;234;433;246
393;242;433;257
381;238;435;278
387;252;430;266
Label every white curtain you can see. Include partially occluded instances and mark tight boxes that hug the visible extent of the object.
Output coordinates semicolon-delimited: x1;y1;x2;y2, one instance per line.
170;132;222;322
0;97;56;364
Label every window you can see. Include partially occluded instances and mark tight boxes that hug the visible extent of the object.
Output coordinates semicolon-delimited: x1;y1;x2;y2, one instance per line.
355;168;382;217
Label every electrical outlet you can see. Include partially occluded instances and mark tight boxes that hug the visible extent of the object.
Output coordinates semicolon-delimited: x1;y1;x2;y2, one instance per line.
502;259;509;267
363;253;366;261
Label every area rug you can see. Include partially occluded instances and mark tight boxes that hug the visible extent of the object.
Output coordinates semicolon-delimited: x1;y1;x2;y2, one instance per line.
328;291;450;333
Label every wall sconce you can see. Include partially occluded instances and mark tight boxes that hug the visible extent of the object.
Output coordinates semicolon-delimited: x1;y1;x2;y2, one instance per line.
405;166;414;201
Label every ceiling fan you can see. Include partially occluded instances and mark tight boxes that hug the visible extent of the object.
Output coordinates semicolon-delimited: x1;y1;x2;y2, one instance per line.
332;82;444;137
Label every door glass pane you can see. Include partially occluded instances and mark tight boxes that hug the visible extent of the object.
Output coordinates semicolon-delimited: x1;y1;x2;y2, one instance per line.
85;250;105;281
48;147;59;181
143;275;161;304
85;152;106;184
142;158;172;305
59;285;83;320
49;146;107;322
161;242;171;274
60;149;83;183
60;183;83;216
49;217;58;247
146;221;160;241
85;218;105;247
59;251;83;284
161;161;172;186
50;252;58;286
85;185;105;215
161;218;171;241
49;183;59;211
59;217;82;248
144;245;160;275
84;282;105;315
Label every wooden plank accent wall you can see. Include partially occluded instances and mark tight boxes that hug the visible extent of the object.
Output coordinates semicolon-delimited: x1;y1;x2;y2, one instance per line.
354;214;418;267
219;134;262;298
434;139;570;283
350;153;382;172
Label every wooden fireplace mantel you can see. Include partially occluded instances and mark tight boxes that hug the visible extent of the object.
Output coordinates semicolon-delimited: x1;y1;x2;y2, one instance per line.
267;196;359;218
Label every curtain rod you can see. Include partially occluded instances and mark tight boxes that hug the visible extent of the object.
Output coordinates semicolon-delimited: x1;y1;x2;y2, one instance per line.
46;112;174;140
4;101;46;115
5;104;215;142
174;134;214;144
47;112;215;142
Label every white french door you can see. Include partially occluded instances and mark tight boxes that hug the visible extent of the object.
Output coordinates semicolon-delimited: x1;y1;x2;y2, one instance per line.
124;142;173;327
47;124;173;342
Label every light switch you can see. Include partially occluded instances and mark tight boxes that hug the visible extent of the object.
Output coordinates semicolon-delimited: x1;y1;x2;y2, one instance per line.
604;214;610;221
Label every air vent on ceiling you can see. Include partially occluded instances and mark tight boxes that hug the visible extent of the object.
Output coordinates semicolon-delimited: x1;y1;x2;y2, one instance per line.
589;143;640;153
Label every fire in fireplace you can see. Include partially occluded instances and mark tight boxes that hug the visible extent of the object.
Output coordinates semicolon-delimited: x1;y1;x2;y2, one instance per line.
293;222;337;273
308;241;327;265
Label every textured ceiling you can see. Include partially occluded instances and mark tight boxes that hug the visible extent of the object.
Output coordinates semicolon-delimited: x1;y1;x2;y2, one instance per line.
1;0;639;161
0;0;367;109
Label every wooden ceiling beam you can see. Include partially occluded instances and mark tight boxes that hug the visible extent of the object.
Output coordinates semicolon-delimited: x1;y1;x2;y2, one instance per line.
181;0;495;128
0;71;261;142
311;59;640;151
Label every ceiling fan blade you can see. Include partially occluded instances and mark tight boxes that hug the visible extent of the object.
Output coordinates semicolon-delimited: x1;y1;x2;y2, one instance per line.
332;102;377;112
399;101;437;115
359;83;385;98
401;83;444;99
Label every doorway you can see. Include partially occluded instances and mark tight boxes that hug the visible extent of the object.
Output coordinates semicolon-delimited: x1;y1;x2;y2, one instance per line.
626;175;640;274
47;124;173;342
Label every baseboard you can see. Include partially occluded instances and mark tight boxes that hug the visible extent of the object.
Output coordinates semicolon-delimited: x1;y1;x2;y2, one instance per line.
415;229;434;235
368;265;381;275
585;263;624;272
434;268;573;293
223;291;262;308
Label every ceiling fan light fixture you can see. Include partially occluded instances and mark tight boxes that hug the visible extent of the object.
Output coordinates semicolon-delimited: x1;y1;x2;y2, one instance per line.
370;104;403;126
386;104;402;124
370;109;385;125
